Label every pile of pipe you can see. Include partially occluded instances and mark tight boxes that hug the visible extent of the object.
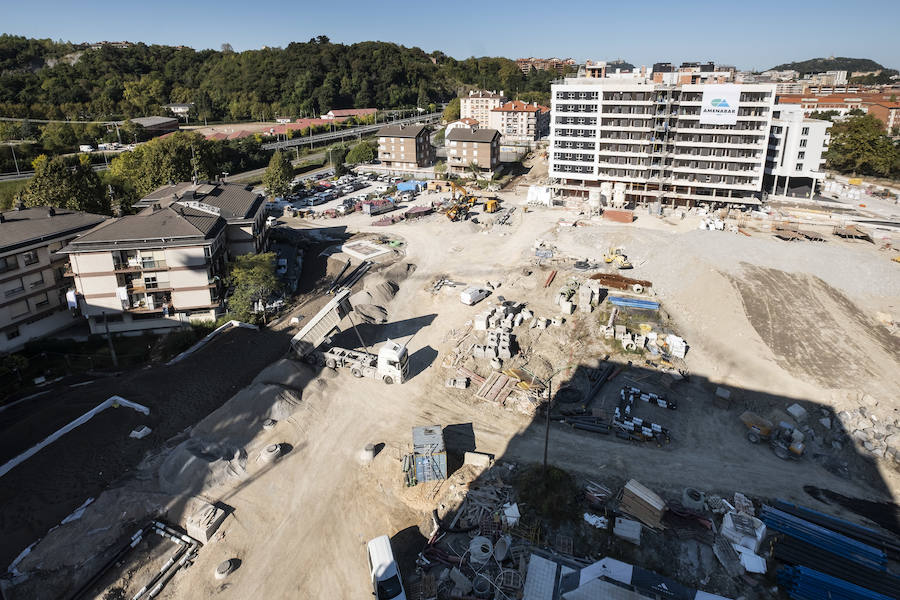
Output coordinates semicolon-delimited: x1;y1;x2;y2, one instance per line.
777;566;894;600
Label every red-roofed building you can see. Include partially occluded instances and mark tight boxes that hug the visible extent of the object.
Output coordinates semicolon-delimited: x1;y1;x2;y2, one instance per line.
205;132;228;141
487;100;550;142
864;102;900;132
226;130;255;140
321;108;376;120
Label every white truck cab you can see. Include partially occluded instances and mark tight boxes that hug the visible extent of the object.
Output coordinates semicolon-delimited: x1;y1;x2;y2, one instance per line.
376;340;409;385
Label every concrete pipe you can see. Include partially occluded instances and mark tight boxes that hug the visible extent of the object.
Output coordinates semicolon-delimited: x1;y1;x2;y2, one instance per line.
260;443;282;463
493;534;512;561
262;418;277;430
472;574;492;598
468;536;493;565
632;284;644;294
359;443;375;463
682;487;706;511
215;559;237;580
624;341;636;352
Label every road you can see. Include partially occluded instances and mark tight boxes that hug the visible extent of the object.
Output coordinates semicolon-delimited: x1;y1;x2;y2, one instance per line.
226;150;327;185
260;112;441;151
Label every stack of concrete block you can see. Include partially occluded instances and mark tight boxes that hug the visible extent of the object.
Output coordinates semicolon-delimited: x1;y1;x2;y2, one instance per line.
560;300;575;315
614;325;627;340
487;329;513;360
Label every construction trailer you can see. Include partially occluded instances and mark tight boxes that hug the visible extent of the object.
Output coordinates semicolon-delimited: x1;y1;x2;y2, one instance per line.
290;288;409;384
412;425;447;483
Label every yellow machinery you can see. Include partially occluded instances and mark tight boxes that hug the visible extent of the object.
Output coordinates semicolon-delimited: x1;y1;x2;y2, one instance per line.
740;411;805;460
484;198;500;213
603;247;633;269
445;182;474;221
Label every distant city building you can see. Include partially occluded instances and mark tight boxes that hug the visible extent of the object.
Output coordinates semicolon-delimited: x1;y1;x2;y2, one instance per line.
864;102;900;131
88;40;133;50
460;90;507;128
549;77;776;207
774;93;897;116
377;124;434;170
0;206;107;352
275;116;293;124
321;108;377;120
488;100;550;142
766;104;832;196
585;61;649;81
446;128;501;178
515;57;576;75
163;103;194;119
652;62;734;84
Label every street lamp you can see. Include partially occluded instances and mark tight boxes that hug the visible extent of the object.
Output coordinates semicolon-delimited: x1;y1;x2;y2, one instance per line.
533;356;571;470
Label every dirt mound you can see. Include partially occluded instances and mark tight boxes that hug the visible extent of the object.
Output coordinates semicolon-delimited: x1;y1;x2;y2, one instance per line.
366;279;399;305
384;262;416;283
354;304;389;324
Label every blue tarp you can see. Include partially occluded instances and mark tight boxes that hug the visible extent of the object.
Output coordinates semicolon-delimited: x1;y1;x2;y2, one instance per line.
396;180;425;192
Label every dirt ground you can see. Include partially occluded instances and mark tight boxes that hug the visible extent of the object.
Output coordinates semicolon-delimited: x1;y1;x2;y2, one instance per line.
3;185;899;599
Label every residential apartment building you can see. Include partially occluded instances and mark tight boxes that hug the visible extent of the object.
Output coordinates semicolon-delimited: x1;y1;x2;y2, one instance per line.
460;90;507;126
775;94;875;116
515;58;575;75
862;102;900;132
549;79;776;207
765;104;832;196
651;62;734;85
60;206;229;335
377;124;434;169
132;180;266;256
487;100;551;142
446;128;501;178
0;206;106;352
444;118;479;143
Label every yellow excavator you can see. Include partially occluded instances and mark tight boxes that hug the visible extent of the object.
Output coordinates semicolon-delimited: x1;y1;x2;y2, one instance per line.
484;198;500;213
603;247;633;269
445;182;475;221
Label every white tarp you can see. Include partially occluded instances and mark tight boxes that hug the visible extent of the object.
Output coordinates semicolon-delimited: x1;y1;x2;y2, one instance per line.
699;85;740;126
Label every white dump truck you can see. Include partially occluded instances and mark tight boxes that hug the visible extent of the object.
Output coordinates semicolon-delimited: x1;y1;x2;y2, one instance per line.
290;288;408;384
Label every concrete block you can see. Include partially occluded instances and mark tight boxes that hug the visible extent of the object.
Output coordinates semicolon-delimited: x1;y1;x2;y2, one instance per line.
551;318;563;327
560;301;575;315
615;325;627;340
613;517;642;545
514;313;524;327
474;315;489;331
580;302;594;314
521;310;533;321
464;451;493;469
633;334;646;349
473;345;485;358
498;346;512;360
484;347;497;359
787;403;808;422
604;326;614;339
185;501;228;544
490;358;503;370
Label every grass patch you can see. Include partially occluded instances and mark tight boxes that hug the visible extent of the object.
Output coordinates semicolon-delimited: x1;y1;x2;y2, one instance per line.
514;464;581;524
0;179;29;211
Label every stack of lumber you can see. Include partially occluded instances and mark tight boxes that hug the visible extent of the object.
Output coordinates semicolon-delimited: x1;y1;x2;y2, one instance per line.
619;479;667;529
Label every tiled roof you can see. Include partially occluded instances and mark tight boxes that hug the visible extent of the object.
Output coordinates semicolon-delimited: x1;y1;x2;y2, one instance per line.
135;181;263;221
378;124;430;138
64;207;224;250
328;108;377;117
491;100;544;113
0;207;107;251
446;127;500;143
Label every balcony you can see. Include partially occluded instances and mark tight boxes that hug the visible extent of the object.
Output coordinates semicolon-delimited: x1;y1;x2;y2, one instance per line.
113;259;168;273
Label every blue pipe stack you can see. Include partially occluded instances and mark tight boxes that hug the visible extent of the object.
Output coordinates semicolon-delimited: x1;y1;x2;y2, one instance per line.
777;566;895;600
607;296;660;310
761;505;900;597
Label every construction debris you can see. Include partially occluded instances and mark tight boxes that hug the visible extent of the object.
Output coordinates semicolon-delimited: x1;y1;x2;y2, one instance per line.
619;479;667;529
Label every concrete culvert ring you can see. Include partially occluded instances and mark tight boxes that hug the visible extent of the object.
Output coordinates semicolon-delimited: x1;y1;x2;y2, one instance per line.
632;284;644;294
325;358;337;369
383;376;394;385
351;367;362;378
261;444;282;462
262;418;277;430
473;574;492;598
468;536;493;565
682;487;706;510
215;559;238;580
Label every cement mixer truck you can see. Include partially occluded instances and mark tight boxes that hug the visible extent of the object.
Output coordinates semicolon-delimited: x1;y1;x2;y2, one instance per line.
290;288;409;384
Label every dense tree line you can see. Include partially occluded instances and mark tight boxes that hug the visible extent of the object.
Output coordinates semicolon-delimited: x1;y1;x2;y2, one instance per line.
824;114;900;178
0;34;560;122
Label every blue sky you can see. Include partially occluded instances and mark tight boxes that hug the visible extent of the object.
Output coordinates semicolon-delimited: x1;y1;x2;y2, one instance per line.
3;0;898;70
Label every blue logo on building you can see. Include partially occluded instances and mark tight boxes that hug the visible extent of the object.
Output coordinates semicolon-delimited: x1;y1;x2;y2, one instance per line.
711;98;730;108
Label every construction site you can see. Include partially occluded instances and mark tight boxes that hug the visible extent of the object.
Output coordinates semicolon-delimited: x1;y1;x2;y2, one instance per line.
1;154;899;600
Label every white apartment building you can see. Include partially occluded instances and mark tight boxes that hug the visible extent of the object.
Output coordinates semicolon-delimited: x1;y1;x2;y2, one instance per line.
60;206;229;336
549;79;776;207
765;104;832;196
460;90;507;126
487;100;551;142
0;206;106;352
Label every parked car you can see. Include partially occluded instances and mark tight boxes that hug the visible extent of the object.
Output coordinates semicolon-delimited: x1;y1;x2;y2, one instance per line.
266;216;278;227
460;287;490;306
366;536;406;600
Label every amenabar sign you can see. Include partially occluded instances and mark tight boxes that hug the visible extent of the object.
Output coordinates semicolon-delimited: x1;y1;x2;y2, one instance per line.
699;84;740;126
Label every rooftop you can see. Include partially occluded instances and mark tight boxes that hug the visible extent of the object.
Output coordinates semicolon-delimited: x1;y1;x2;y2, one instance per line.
113;116;179;129
377;123;430;138
446;127;500;143
62;206;225;252
0;206;107;253
135;181;263;221
492;100;550;113
327;108;377;116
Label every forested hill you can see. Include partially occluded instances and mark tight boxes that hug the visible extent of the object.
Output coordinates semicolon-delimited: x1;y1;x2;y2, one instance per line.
768;56;895;77
0;34;559;121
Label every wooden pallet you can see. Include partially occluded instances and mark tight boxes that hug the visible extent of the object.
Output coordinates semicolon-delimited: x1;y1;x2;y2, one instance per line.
475;372;517;404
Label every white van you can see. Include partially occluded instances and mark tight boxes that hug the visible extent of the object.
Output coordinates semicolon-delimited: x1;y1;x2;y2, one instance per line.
460;287;490;306
366;535;406;600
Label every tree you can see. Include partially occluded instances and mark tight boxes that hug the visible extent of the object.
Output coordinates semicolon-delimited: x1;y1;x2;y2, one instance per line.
442;98;460;123
221;43;234;53
227;253;281;323
327;144;348;176
40;121;76;152
345;140;376;164
825;114;900;177
433;160;447;180
433;128;445;146
263;149;292;198
22;154;109;213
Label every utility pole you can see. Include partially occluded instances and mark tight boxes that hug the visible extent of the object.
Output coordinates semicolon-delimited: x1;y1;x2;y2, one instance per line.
102;311;119;368
9;144;19;175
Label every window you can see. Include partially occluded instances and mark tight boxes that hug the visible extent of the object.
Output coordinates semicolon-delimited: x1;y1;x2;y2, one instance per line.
799;139;807;147
797;151;805;159
801;127;809;135
0;256;13;273
5;278;25;297
22;250;39;266
796;163;805;172
33;293;49;308
6;328;20;341
28;271;44;288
